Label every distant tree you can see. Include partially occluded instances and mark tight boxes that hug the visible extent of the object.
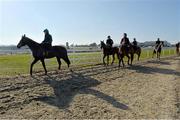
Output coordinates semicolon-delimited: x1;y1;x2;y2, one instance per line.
89;42;97;47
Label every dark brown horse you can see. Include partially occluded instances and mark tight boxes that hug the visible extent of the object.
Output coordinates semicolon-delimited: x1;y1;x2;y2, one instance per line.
133;45;141;61
100;41;119;65
118;44;134;67
17;35;70;75
176;42;180;56
152;41;164;60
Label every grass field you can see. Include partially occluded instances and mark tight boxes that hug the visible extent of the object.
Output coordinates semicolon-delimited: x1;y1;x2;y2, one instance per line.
0;48;176;76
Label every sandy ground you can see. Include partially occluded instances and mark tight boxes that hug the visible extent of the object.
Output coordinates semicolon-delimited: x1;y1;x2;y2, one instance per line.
0;56;179;119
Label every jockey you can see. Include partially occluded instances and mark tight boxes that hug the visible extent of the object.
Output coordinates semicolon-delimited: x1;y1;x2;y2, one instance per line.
106;36;114;48
41;29;52;50
120;33;130;46
132;38;137;46
176;42;180;55
132;38;137;51
155;38;161;49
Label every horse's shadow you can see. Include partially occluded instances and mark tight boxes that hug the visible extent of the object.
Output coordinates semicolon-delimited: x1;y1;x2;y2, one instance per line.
33;71;128;110
128;64;180;76
147;60;171;65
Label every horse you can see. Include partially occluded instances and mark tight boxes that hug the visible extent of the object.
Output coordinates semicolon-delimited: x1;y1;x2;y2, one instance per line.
100;41;119;65
17;34;70;75
152;41;164;60
176;42;180;56
118;44;135;67
132;45;141;61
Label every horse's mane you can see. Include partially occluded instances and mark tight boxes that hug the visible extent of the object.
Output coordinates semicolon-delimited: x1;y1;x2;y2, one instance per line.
24;36;40;46
101;41;106;45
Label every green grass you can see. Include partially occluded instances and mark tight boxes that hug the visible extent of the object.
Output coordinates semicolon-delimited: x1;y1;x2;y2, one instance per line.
0;48;176;76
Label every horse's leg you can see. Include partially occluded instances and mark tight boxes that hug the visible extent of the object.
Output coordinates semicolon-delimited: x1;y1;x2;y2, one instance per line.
107;55;109;65
126;54;130;65
152;50;155;58
122;57;125;67
119;55;125;67
118;58;121;67
40;59;47;75
62;55;71;68
130;53;134;65
30;58;39;76
103;55;106;65
159;51;161;60
157;51;159;60
111;54;115;65
138;51;141;61
56;57;61;70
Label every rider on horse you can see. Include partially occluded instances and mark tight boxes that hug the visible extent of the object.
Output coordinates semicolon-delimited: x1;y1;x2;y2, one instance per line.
132;38;137;46
120;33;130;52
132;38;137;51
106;36;113;48
176;42;180;55
41;29;53;55
155;38;161;50
106;36;114;53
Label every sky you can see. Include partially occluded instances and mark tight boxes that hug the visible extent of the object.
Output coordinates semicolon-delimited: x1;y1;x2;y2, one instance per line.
0;0;179;45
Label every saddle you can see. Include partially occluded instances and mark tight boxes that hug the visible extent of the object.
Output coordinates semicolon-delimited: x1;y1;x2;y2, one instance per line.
41;43;52;56
132;45;137;51
120;44;130;54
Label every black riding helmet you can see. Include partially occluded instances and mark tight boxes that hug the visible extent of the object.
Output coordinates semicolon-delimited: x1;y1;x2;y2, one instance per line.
43;29;49;34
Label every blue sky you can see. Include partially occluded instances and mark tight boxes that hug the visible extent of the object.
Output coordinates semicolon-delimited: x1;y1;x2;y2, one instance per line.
0;0;179;45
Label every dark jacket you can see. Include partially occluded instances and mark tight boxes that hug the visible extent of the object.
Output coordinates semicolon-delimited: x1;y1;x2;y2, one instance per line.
42;33;52;45
121;37;130;45
106;38;113;47
132;40;137;46
156;40;161;45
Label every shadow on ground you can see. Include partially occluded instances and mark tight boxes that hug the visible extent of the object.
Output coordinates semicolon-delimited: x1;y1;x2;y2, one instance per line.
147;60;171;65
128;64;180;76
33;70;129;110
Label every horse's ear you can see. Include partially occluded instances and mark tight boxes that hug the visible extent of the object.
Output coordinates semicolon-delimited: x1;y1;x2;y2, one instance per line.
24;34;26;37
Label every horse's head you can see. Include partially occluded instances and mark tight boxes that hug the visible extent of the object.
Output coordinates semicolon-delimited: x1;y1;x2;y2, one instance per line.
17;34;27;48
100;40;105;49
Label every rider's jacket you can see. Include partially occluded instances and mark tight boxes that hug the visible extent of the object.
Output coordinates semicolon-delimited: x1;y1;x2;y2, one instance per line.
120;37;130;46
106;38;113;47
42;33;52;46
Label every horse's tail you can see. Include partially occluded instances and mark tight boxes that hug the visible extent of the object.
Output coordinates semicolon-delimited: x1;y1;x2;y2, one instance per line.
65;55;71;65
138;47;141;61
54;46;71;67
62;52;71;68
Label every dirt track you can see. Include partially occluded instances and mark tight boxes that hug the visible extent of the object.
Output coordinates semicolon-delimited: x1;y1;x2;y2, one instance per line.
0;56;179;119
